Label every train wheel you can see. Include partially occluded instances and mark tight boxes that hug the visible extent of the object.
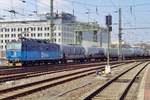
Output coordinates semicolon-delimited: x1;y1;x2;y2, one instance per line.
22;62;26;67
80;59;85;63
12;63;16;67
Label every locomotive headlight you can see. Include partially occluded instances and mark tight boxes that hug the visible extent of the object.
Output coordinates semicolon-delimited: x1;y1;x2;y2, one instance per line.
12;50;17;57
13;51;17;57
14;51;17;57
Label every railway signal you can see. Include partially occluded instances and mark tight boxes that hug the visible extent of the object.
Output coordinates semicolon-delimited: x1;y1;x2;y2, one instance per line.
106;15;112;32
105;15;112;74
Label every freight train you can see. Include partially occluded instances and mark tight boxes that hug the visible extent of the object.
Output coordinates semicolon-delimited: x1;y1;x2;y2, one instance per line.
6;38;150;66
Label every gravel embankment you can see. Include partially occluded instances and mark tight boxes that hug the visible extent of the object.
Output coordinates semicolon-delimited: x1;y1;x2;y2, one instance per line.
18;63;137;100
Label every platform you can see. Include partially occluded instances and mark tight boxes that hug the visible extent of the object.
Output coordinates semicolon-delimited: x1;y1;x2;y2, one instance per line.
144;65;150;100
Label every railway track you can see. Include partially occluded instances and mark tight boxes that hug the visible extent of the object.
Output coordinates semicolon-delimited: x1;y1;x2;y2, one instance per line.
0;61;130;83
0;59;147;75
83;61;149;100
0;62;130;100
0;61;118;75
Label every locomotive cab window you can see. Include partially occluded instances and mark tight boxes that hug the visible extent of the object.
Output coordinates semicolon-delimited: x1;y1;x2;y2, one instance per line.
6;42;21;50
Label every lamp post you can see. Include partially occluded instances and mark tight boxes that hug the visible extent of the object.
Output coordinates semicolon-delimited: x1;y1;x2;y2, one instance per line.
50;0;54;42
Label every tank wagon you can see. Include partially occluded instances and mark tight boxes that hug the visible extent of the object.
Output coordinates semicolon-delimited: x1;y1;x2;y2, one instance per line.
6;38;150;66
144;49;150;58
59;44;85;63
84;47;106;61
103;48;135;60
122;48;135;59
104;48;118;60
133;47;145;58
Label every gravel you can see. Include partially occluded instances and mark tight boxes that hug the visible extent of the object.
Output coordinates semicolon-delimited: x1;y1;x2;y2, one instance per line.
17;63;136;100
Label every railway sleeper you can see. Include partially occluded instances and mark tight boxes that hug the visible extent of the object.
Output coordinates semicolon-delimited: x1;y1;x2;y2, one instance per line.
115;79;132;83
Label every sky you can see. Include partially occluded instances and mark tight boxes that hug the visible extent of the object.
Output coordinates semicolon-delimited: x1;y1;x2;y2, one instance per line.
0;0;150;44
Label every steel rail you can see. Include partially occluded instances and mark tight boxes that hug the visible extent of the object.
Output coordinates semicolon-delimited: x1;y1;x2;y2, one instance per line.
83;62;144;100
0;63;126;100
0;62;126;83
118;63;149;100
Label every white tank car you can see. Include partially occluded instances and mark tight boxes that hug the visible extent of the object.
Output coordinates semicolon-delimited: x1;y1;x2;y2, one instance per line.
60;44;85;60
84;47;105;58
143;49;150;57
133;47;144;57
122;48;135;58
147;50;150;57
104;48;118;59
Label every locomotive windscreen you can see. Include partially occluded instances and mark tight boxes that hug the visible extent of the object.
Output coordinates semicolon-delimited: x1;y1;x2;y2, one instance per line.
6;42;21;50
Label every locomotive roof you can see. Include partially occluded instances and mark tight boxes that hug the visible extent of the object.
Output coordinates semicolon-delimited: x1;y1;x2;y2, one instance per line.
20;38;56;44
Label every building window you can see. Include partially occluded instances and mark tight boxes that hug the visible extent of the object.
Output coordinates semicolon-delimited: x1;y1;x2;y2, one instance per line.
24;28;27;31
47;33;49;36
31;33;33;37
11;28;13;32
38;27;40;31
54;38;56;42
18;34;21;37
14;28;16;32
58;39;61;42
38;33;40;37
0;34;3;38
33;27;36;31
45;27;47;31
4;29;6;32
26;34;29;37
93;31;98;42
7;28;10;32
20;28;22;31
59;33;61;36
47;27;49;30
30;27;33;31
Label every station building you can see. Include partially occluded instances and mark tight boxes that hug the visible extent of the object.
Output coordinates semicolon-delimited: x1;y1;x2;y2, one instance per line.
0;12;108;59
74;22;108;47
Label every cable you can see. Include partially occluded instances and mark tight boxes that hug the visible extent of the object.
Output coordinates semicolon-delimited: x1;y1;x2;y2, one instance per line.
109;0;118;9
63;0;150;8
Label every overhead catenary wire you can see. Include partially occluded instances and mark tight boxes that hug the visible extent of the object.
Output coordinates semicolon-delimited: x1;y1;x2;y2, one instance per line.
0;0;149;27
63;0;150;8
0;0;149;19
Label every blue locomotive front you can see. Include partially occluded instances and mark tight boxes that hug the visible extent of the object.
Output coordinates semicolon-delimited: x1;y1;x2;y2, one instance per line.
6;38;61;65
6;42;22;63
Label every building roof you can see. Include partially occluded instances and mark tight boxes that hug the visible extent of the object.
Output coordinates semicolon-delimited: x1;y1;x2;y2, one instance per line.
0;12;76;24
